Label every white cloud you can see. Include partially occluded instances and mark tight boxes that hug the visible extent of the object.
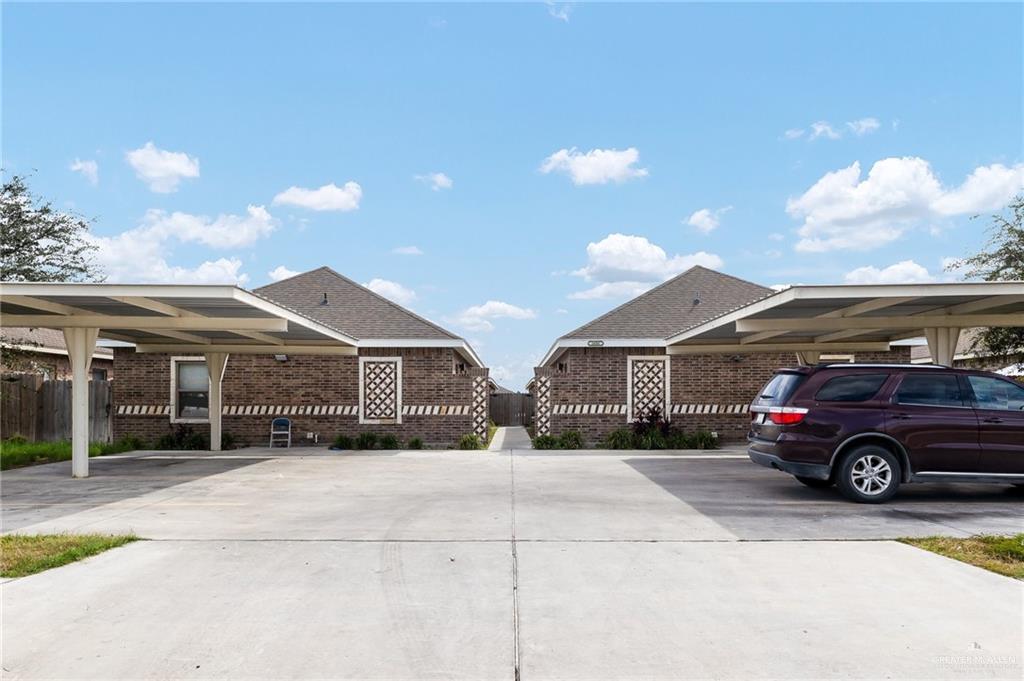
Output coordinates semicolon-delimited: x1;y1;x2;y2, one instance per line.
125;142;200;193
783;128;805;140
415;172;453;191
788;158;1024;253
392;245;424;256
844;260;935;285
69;158;98;185
570;233;723;299
686;205;732;233
846;117;880;136
546;1;573;21
268;266;299;282
364;278;417;306
540;147;648;185
767;232;785;241
138;205;277;249
809;121;841;140
272;181;362;212
452;300;536;332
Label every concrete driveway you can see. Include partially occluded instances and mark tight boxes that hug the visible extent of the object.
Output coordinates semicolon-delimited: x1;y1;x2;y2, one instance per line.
3;447;1022;679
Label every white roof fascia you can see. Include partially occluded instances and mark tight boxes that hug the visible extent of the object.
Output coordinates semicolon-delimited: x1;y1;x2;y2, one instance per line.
539;338;666;367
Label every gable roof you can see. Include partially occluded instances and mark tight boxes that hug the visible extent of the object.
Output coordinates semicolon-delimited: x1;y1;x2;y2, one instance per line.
562;266;772;340
2;327;113;359
254;266;461;341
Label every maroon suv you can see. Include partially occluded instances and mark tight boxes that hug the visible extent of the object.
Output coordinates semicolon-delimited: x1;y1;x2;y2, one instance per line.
748;364;1024;503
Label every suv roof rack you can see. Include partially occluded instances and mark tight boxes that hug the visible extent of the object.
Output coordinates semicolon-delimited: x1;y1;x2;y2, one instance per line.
819;362;951;369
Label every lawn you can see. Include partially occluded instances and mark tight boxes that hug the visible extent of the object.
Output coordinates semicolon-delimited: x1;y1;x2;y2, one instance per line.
1;534;139;578
901;534;1024;579
0;437;141;470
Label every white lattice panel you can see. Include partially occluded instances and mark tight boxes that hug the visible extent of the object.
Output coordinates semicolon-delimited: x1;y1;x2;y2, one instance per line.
472;376;488;440
361;358;401;423
534;375;551;436
629;357;668;421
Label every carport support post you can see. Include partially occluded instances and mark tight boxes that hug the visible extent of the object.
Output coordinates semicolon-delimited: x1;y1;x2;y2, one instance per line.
794;351;820;366
205;352;229;451
924;327;961;366
63;327;99;478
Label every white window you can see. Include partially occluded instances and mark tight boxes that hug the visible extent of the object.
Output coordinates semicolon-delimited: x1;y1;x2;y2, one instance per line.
359;356;402;424
171;357;209;423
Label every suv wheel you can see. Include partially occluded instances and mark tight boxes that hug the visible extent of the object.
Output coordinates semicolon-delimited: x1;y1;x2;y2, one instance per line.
794;475;833;488
836;445;900;503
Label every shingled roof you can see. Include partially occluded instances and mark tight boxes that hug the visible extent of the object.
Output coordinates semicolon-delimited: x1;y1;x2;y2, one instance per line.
562;266;772;340
254;267;461;341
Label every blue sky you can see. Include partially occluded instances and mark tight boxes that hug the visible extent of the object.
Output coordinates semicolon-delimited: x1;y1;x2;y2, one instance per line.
4;2;1022;387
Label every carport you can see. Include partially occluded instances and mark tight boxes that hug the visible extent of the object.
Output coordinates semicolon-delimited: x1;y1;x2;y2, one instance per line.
0;283;358;477
665;282;1024;364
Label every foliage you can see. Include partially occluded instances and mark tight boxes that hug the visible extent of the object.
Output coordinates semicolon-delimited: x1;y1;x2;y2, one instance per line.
946;195;1024;361
1;533;138;578
532;434;559;450
355;432;379;450
0;436;142;470
154;425;207;451
0;175;101;283
379;434;400;449
407;437;424;450
458;434;482;450
631;408;671;439
558;430;584;449
901;534;1024;580
686;429;719;450
332;434;354;450
220;432;237;451
605;428;635;450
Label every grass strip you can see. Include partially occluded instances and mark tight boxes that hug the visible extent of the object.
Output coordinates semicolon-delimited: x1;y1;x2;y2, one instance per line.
0;437;141;470
900;534;1024;579
1;533;139;578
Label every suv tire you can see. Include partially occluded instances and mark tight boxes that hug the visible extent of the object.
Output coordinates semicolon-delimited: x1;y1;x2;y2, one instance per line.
836;445;901;504
794;475;833;488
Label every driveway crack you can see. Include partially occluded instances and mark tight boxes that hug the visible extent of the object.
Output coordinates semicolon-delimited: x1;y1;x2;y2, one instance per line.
510;447;521;681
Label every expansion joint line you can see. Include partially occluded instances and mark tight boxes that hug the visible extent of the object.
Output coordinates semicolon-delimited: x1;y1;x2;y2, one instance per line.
509;446;521;681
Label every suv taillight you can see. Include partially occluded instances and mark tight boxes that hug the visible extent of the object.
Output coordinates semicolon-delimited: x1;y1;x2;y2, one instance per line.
767;406;809;425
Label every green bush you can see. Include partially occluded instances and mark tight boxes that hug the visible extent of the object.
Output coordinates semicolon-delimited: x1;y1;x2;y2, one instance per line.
220;432;236;451
154;425;207;451
355;432;379;450
636;429;667;450
379;434;400;449
532;434;559;450
689;429;719;450
407;437;424;450
558;431;584;449
333;434;354;450
458;434;482;450
605;429;635;450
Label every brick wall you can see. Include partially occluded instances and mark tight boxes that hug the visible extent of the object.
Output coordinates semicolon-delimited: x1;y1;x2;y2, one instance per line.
535;345;913;445
112;347;487;448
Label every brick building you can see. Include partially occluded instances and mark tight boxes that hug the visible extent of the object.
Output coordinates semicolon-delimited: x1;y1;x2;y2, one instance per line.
531;267;912;445
1;327;114;380
112;267;488;448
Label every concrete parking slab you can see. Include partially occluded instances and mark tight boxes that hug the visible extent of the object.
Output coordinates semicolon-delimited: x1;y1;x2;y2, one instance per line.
2;539;514;680
516;540;1023;680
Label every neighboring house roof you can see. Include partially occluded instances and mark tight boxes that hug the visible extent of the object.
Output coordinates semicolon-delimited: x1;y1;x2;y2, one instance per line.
1;327;113;360
562;266;772;340
255;267;461;341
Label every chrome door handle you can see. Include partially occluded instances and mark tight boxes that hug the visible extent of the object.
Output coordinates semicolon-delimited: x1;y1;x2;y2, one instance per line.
892;414;912;420
983;417;1004;424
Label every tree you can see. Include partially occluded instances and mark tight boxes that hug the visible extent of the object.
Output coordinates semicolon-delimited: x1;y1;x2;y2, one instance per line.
1;174;101;282
1;174;103;371
947;194;1024;361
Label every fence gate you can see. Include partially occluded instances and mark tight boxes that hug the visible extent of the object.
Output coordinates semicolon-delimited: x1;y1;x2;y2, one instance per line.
1;374;112;443
489;392;534;426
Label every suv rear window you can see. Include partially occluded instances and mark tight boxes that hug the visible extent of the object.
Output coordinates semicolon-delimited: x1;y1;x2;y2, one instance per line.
894;373;965;407
815;373;888;402
754;372;805;407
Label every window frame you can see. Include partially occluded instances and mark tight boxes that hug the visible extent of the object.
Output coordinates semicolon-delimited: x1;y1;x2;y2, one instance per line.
170;356;210;424
891;372;970;410
358;356;403;425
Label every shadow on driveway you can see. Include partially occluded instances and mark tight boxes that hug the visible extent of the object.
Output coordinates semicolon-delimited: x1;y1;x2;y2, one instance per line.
623;457;1024;539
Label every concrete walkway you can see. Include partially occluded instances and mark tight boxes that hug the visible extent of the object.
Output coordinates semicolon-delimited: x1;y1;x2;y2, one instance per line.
488;425;533;450
3;449;1022;679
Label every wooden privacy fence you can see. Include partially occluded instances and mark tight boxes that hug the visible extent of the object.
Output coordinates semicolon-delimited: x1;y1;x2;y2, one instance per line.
0;374;112;443
489;392;534;426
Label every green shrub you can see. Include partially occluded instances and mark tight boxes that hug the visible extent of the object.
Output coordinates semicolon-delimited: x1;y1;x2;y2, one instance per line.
532;434;559;450
154;425;207;451
458;434;482;450
220;432;236;451
558;431;584;449
355;432;379;450
407;437;424;450
333;434;354;450
5;435;27;445
379;434;400;449
605;429;635;450
636;429;667;450
689;429;719;450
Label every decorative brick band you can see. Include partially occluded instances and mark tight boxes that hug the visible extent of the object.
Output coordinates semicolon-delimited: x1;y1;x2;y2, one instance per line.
670;403;749;415
117;404;472;417
553;404;627;415
549;403;749;416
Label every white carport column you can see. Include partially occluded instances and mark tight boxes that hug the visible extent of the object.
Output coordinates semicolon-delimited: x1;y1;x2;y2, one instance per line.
63;327;99;478
794;351;820;366
924;327;961;366
204;352;229;451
